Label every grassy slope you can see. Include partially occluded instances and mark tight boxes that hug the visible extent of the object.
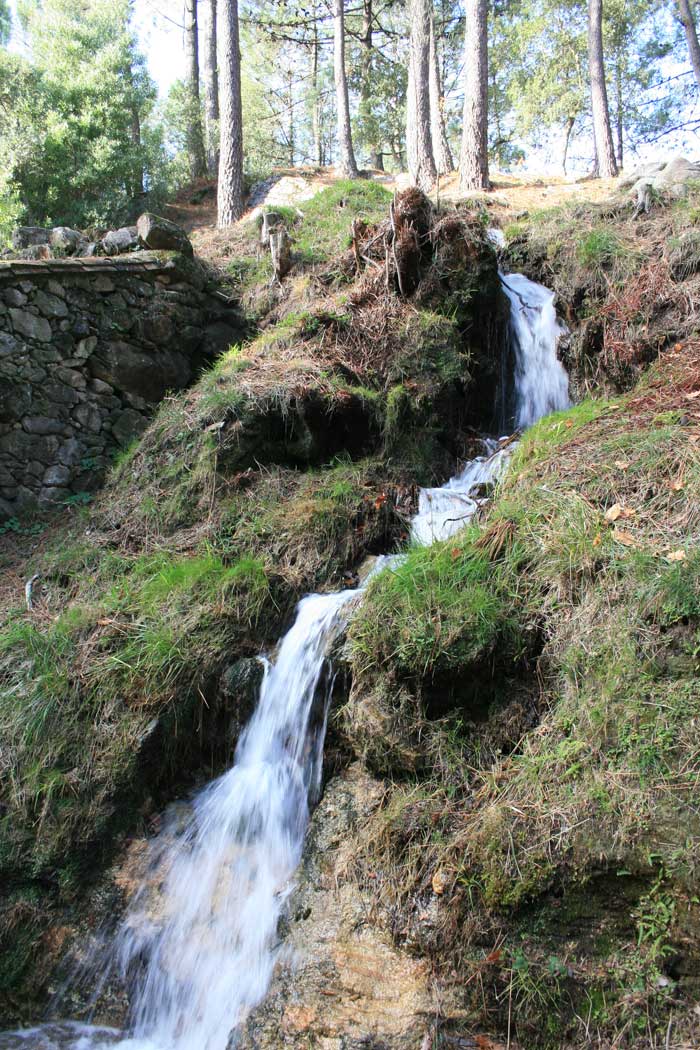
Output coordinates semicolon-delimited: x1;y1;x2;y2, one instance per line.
347;347;700;1048
503;180;700;398
0;182;505;1016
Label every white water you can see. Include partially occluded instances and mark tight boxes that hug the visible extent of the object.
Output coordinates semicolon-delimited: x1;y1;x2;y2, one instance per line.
0;270;570;1050
411;437;512;546
501;272;570;429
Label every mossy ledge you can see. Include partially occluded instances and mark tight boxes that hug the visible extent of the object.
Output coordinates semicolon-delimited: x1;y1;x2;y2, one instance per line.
342;344;700;1048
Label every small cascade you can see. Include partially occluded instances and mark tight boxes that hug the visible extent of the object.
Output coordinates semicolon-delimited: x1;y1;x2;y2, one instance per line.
411;438;511;546
501;273;570;428
0;267;571;1050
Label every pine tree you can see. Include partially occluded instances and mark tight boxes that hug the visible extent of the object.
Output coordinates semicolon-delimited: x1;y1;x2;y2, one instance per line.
460;0;490;191
677;0;700;90
406;0;437;190
184;0;208;179
334;0;359;177
588;0;617;175
217;0;245;224
429;11;454;175
202;0;220;176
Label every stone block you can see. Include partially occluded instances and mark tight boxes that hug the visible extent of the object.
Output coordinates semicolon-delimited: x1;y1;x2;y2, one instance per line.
43;463;71;487
22;416;66;436
10;308;52;343
34;290;69;319
4;289;27;308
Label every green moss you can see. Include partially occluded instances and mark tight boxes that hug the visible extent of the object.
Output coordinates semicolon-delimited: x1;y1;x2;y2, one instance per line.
350;530;516;679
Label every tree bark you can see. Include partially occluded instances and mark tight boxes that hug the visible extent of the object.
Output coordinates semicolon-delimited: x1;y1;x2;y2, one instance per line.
587;0;618;178
334;0;359;178
360;0;383;170
562;116;575;175
406;0;437;191
201;0;219;177
459;0;489;191
615;57;623;169
217;0;244;226
311;16;323;166
184;0;208;180
429;13;453;175
677;0;700;90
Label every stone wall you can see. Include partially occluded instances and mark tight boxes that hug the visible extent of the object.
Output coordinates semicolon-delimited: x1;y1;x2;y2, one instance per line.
0;253;242;519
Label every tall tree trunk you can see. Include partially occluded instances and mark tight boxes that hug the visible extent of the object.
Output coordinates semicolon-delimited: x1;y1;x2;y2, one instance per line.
131;103;145;198
587;0;617;178
217;0;244;225
429;13;453;174
460;0;489;192
615;57;623;169
360;0;383;170
406;0;436;191
562;116;575;174
288;69;295;166
202;0;219;177
334;0;359;177
311;16;322;166
677;0;700;89
184;0;207;180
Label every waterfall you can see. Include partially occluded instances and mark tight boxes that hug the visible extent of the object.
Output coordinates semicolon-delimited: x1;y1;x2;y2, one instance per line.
501;273;570;429
0;270;570;1050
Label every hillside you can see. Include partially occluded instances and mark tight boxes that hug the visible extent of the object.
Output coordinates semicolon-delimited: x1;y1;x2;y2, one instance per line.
1;174;700;1049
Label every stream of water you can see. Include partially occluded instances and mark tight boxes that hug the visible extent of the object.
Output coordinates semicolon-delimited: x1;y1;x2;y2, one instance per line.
0;271;569;1050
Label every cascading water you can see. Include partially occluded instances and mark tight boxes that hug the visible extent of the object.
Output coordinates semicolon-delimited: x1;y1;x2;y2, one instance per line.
501;273;570;429
0;266;570;1050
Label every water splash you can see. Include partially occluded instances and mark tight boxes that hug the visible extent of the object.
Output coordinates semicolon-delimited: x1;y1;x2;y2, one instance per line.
411;438;511;547
501;272;570;429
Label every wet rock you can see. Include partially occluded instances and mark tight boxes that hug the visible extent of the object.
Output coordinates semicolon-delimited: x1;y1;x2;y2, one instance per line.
238;764;459;1050
219;657;265;737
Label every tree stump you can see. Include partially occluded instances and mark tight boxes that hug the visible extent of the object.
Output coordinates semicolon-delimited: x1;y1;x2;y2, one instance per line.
270;228;292;283
260;211;284;247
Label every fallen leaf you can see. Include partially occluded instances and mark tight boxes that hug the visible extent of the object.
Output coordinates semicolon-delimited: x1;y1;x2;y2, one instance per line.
592;533;602;547
614;460;630;470
612;528;637;546
605;503;623;522
620;507;636;518
564;419;574;428
674;342;684;352
432;870;448;895
669;478;684;491
666;550;686;562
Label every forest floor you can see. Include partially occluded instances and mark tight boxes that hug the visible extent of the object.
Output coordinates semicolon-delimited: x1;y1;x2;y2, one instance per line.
163;166;620;270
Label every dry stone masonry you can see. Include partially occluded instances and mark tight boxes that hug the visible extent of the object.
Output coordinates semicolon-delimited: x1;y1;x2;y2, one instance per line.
0;253;241;520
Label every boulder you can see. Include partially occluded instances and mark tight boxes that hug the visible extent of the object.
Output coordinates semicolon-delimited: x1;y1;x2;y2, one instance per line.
12;227;51;250
15;245;53;260
50;227;87;256
102;226;139;256
137;213;193;256
622;156;700;207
